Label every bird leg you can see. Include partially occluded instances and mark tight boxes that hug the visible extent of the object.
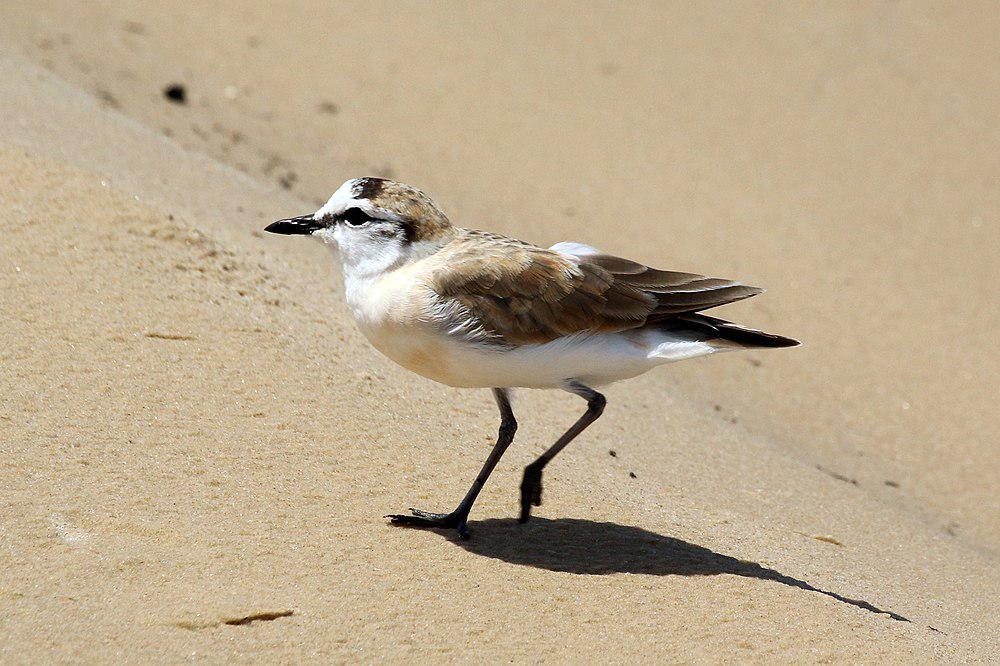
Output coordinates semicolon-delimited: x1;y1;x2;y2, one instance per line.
519;381;606;523
388;388;516;539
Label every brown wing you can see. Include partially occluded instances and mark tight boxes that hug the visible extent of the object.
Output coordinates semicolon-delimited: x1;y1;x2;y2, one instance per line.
573;248;763;317
430;231;761;345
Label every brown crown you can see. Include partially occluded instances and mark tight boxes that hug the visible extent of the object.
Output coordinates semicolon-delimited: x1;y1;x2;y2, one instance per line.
353;178;452;243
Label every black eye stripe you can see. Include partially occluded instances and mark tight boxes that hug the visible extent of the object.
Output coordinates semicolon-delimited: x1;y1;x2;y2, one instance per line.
340;207;375;226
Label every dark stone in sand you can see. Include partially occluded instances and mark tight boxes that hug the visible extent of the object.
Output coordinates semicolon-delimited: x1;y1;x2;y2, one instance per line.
164;83;187;104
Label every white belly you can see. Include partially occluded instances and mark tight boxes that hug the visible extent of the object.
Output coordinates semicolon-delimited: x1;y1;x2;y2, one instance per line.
360;323;722;389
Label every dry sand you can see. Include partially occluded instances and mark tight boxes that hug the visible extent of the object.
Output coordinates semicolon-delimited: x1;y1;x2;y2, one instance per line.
1;2;998;662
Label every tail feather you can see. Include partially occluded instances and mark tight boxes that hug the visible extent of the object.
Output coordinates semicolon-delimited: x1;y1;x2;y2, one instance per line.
711;320;800;348
662;314;800;349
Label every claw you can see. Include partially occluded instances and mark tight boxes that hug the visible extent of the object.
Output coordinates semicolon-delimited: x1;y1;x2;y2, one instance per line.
387;507;469;537
407;507;450;521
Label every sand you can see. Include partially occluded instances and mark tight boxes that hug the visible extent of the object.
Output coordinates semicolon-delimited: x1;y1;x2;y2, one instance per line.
1;2;997;662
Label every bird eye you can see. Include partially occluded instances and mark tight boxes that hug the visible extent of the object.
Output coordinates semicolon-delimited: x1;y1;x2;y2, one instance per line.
341;207;374;226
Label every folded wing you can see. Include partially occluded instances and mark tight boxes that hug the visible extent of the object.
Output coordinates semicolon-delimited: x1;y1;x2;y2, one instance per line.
550;241;763;316
430;231;761;345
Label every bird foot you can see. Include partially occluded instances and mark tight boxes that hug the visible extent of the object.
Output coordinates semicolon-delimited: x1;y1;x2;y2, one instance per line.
519;464;544;523
386;508;469;539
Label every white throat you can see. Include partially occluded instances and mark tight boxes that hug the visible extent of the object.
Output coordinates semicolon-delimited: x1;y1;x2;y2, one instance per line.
317;233;445;320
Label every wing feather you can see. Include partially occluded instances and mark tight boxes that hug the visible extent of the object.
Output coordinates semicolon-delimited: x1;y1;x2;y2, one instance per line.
429;231;761;345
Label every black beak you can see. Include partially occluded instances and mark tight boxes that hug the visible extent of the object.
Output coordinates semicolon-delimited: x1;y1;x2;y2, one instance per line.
264;214;324;235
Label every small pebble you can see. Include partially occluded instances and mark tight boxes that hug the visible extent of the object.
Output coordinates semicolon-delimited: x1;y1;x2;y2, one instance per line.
164;83;187;104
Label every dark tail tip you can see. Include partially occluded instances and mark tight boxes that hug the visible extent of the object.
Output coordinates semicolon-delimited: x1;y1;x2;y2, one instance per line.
716;323;800;348
664;314;800;349
764;335;801;348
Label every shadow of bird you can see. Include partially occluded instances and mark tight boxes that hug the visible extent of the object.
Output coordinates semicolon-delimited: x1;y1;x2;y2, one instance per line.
441;517;910;623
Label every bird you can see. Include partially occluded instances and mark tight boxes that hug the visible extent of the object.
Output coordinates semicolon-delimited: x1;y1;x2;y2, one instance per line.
265;177;798;538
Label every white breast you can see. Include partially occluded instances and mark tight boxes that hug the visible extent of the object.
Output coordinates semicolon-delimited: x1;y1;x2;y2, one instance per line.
343;262;469;385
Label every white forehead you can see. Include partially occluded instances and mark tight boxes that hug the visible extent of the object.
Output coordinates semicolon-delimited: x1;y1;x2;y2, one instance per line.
314;179;374;219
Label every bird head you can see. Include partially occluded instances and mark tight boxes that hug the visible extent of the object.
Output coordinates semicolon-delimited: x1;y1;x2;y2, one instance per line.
266;178;453;270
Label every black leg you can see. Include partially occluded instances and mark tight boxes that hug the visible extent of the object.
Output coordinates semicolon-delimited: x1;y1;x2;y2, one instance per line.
519;380;605;523
388;388;516;538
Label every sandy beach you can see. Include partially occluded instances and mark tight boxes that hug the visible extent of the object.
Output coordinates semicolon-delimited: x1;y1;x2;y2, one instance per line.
1;2;997;662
